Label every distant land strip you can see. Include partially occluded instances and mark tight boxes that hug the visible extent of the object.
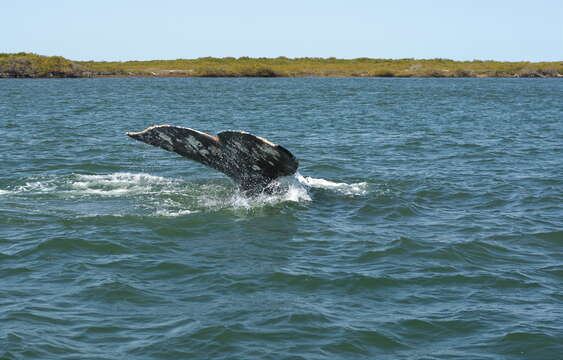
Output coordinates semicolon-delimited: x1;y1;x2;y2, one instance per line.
1;53;562;78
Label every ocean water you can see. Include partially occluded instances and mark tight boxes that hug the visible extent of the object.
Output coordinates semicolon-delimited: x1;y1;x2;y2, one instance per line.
0;78;561;359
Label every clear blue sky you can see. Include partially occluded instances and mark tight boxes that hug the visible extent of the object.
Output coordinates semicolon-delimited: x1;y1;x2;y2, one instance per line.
3;0;562;61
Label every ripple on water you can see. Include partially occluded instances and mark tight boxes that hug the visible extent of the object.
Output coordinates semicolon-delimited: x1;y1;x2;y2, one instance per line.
1;78;562;360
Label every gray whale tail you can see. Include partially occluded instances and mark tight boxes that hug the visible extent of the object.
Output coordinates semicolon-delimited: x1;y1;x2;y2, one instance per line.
127;125;298;193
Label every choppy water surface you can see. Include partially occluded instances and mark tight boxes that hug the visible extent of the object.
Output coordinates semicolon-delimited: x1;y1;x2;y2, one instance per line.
1;78;562;359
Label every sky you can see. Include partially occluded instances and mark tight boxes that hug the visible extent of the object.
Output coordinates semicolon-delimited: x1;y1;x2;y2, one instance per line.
3;0;562;62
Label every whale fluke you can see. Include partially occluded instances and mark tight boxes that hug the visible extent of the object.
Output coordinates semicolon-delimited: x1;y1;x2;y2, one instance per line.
126;125;298;193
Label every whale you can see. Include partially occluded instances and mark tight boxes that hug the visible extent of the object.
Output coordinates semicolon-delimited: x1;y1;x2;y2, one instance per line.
127;125;298;193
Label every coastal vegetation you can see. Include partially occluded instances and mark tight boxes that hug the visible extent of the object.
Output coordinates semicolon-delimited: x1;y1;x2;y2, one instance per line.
0;53;92;77
1;53;562;78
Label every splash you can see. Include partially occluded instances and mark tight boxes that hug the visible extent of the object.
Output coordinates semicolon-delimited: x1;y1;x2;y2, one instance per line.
1;172;368;217
199;175;312;210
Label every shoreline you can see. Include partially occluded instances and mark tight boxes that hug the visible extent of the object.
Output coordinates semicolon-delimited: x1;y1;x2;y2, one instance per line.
3;73;562;79
1;53;562;79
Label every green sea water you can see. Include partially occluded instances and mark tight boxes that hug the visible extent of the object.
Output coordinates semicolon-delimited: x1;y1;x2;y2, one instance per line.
0;78;562;359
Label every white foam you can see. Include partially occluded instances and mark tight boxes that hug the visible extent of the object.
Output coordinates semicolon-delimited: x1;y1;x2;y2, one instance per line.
154;209;197;217
198;176;311;210
6;172;177;197
70;172;176;197
296;173;368;196
6;171;367;217
74;172;173;186
14;180;57;193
